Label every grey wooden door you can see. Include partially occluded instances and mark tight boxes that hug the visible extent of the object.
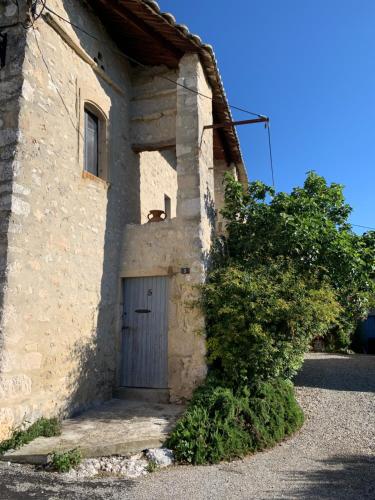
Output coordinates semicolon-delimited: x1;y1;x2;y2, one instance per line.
121;276;168;388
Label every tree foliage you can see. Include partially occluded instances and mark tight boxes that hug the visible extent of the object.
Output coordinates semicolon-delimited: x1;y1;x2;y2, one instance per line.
167;172;374;465
218;171;375;350
204;261;340;386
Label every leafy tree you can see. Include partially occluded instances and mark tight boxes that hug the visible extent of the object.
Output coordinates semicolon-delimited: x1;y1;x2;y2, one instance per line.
204;260;340;386
166;172;374;465
219;171;375;350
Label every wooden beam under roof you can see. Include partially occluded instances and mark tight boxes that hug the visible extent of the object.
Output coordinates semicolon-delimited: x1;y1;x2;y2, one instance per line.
88;0;245;170
95;0;182;63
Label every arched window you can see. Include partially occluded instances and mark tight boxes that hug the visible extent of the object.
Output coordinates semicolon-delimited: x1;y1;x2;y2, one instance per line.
83;102;107;180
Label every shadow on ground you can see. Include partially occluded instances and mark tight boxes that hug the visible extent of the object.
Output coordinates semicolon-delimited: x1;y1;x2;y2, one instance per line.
281;454;375;499
294;354;375;392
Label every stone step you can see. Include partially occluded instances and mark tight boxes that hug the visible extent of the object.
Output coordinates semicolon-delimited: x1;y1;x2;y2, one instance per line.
1;399;184;465
114;387;170;404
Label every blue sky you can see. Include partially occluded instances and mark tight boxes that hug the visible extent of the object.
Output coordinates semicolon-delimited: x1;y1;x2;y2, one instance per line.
158;0;375;232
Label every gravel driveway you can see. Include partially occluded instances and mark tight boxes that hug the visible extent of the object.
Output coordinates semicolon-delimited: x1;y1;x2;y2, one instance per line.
1;353;374;500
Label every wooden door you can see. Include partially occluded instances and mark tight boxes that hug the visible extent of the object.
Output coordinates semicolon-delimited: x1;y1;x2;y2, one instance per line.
121;276;168;388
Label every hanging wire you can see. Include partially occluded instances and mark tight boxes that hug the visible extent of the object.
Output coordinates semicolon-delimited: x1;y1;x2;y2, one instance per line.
42;4;265;119
6;3;375;230
6;1;277;192
0;0;46;29
32;26;83;138
42;4;276;184
24;0;47;29
266;122;275;187
351;224;375;231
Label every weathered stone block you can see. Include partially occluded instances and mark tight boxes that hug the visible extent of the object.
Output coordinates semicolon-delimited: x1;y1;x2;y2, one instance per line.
0;375;32;399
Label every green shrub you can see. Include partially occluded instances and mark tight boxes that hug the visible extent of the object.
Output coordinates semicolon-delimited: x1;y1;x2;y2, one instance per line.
220;172;375;350
0;418;61;455
167;172;372;464
51;448;82;473
165;378;303;465
203;261;340;386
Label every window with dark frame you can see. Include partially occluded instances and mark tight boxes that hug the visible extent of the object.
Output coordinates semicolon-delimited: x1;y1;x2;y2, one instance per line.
84;108;99;176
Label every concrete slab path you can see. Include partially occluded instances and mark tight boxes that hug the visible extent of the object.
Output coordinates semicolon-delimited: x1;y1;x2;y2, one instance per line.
2;399;184;465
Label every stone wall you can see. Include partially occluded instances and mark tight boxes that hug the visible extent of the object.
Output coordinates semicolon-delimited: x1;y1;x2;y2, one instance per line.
139;150;177;223
121;54;215;401
131;65;178;224
214;160;238;234
0;1;228;438
0;0;137;439
121;220;207;402
131;65;177;147
0;0;30;441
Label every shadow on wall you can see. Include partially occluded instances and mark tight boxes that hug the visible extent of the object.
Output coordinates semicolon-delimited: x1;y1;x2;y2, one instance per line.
0;16;28;375
0;176;12;378
294;354;375;393
63;336;108;417
201;186;217;274
204;186;216;233
58;0;140;416
0;115;14;375
283;455;375;499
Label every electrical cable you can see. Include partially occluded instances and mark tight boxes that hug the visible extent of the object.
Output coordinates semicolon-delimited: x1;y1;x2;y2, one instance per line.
4;3;375;227
351;224;375;231
32;26;83;139
0;1;45;68
42;4;265;119
266;122;275;187
0;0;46;30
10;12;375;232
42;4;276;184
18;2;276;191
23;0;46;29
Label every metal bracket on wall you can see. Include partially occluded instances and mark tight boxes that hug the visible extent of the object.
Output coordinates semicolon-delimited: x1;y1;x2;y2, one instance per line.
199;116;269;158
203;116;269;131
0;33;7;69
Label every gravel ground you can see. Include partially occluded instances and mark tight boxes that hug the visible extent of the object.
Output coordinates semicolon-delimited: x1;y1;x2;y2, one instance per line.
1;353;374;500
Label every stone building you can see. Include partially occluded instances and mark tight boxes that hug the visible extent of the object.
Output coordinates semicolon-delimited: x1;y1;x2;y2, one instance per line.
0;0;247;439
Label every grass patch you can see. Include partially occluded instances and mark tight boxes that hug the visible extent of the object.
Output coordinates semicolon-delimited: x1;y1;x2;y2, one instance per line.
51;448;82;473
165;378;304;465
0;418;61;455
146;459;158;473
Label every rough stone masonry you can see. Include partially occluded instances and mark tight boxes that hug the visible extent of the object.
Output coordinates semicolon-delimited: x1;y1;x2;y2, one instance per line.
0;0;246;440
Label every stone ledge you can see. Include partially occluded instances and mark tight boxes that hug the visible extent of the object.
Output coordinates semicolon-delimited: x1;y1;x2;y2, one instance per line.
114;388;170;404
131;109;176;122
131;88;176;102
81;171;110;188
1;399;184;465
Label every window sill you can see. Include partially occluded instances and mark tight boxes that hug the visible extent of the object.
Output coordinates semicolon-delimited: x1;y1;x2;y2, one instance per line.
82;170;111;188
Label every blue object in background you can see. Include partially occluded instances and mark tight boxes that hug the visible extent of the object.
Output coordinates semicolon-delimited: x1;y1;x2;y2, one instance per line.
358;313;375;354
